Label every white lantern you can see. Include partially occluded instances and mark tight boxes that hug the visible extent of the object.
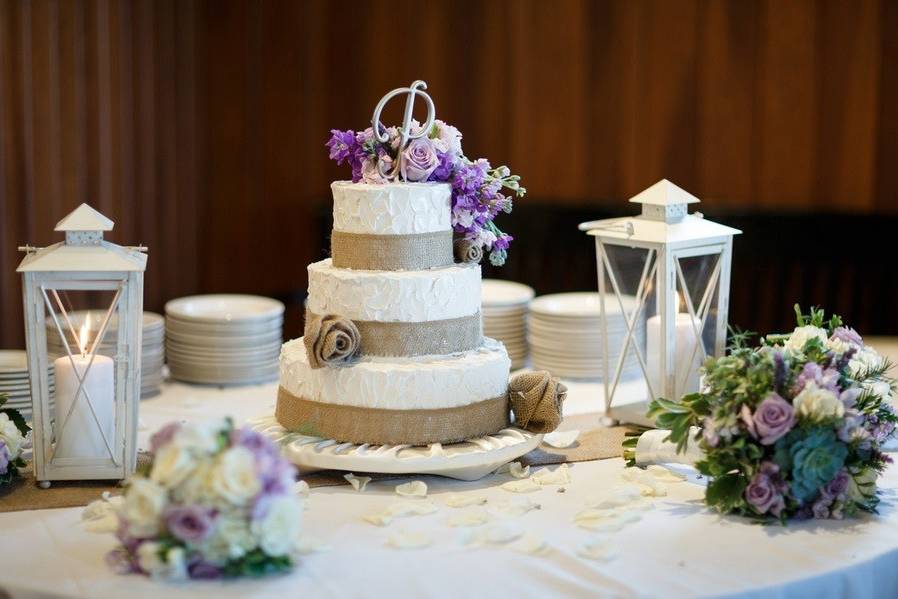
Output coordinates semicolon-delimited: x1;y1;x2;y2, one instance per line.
580;180;740;426
17;204;147;486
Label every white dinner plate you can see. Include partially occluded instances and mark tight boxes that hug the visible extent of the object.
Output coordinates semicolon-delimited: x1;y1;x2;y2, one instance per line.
481;280;535;308
166;294;284;323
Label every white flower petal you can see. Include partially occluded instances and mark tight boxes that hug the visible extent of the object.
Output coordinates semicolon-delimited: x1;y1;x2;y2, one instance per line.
295;536;331;554
585;484;644;509
386;529;433;550
444;494;488;508
509;535;550;556
447;509;490;528
578;540;618;562
344;473;372;492
543;430;580;448
621;468;668;496
645;465;686;482
363;512;394;527
500;478;542;493
574;508;643;532
483;522;524;544
532;464;571;486
294;480;311;497
395;480;428;498
80;494;122;534
490;497;542;517
509;462;530;479
386;501;438;518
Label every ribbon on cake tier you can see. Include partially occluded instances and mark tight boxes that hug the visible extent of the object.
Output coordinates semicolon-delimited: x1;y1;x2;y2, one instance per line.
330;229;454;271
305;309;482;358
275;386;510;445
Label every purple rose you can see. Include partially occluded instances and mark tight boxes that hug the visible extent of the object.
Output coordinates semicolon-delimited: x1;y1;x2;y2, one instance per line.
744;394;796;445
0;440;9;475
400;137;438;182
811;496;832;519
745;467;786;516
821;469;851;500
164;505;217;543
832;326;863;347
188;559;223;580
149;422;181;454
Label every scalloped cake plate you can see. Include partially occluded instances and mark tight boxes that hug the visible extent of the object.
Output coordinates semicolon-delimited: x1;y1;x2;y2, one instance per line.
249;415;542;481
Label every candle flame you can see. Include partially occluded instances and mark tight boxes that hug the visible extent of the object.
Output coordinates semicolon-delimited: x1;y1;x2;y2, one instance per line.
78;313;91;356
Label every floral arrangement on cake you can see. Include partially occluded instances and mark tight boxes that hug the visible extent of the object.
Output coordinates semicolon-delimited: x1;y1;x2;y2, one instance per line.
643;306;896;522
326;120;525;266
0;393;29;486
107;418;303;580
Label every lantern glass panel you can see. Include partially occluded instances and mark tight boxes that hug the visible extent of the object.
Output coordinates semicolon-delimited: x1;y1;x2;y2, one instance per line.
597;242;658;410
38;285;124;466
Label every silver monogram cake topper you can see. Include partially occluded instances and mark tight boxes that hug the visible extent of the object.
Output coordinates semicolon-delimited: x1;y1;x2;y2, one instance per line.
371;80;436;179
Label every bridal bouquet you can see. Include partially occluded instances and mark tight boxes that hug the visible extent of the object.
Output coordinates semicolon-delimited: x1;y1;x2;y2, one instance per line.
0;393;29;486
643;306;896;522
108;418;303;579
327;120;525;266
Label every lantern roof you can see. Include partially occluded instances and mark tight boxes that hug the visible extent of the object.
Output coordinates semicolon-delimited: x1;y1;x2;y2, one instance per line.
17;204;147;273
629;179;700;207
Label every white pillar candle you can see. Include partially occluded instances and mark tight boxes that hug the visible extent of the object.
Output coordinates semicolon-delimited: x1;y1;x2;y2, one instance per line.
646;313;703;399
53;354;115;459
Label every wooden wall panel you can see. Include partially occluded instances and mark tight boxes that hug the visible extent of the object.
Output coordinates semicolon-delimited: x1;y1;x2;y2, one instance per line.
1;0;897;348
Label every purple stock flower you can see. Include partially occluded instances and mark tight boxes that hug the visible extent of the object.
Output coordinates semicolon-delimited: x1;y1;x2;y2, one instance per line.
795;362;840;394
149;422;181;454
400;137;438;182
744;462;786;516
326;129;358;165
811;496;832;519
821;469;851;500
0;440;9;475
742;394;796;445
231;428;279;459
164;505;217;543
452;161;487;196
493;233;513;252
429;151;455;182
773;350;787;392
832;327;864;347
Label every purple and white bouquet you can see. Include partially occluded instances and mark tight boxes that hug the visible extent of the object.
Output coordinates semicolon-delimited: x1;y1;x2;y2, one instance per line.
108;418;303;579
326;120;525;266
641;306;897;522
0;393;29;486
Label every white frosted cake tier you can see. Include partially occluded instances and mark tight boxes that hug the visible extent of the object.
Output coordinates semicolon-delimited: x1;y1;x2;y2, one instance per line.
331;181;452;235
279;337;511;410
307;258;481;322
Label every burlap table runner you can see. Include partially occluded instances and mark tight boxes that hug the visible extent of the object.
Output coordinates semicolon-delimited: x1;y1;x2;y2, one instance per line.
0;424;635;513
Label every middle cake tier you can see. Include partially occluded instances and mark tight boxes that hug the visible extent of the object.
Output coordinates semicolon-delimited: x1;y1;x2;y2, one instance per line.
306;258;482;357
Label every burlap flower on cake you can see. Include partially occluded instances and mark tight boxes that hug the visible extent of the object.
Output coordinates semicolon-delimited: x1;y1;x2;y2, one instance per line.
453;238;484;264
508;371;567;433
304;313;361;369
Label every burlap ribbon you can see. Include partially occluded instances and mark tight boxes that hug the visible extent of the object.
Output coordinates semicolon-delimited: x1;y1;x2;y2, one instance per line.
275;386;510;445
306;309;482;357
331;230;454;271
304;314;361;369
508;371;568;434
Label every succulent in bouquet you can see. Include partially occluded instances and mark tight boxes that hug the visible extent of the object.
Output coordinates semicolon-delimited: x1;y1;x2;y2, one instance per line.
645;306;897;522
108;418;304;579
0;393;29;486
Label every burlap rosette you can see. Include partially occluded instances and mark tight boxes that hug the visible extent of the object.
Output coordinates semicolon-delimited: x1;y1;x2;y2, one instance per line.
453;238;484;264
303;313;361;369
508;371;568;434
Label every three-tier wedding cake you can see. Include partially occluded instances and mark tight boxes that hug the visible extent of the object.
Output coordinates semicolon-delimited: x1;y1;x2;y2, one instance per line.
274;81;563;446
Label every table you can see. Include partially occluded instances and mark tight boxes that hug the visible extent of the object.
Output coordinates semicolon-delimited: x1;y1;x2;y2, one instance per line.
2;344;898;598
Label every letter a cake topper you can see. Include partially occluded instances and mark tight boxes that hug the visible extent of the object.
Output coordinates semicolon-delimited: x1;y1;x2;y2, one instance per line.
371;80;436;180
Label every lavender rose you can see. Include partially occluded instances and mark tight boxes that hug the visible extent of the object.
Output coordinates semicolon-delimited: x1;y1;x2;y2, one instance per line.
0;440;8;475
400;137;438;182
743;393;796;445
164;506;217;543
744;462;786;516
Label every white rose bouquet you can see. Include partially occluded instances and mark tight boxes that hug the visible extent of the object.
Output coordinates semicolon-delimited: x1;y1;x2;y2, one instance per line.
0;393;29;486
108;418;303;580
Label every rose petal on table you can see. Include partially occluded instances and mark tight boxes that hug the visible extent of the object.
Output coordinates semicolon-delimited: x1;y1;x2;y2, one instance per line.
395;480;428;498
542;429;580;448
532;463;571;486
646;464;687;482
294;480;310;497
500;478;542;493
621;467;668;496
80;492;123;534
509;535;550;556
444;494;488;508
509;461;531;479
447;509;490;528
386;529;433;550
490;497;542;517
578;540;618;562
483;522;525;544
296;536;332;554
344;473;372;492
574;508;643;532
585;484;643;509
364;501;438;526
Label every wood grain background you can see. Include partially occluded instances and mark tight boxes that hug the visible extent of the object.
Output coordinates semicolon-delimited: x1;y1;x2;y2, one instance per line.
1;0;896;347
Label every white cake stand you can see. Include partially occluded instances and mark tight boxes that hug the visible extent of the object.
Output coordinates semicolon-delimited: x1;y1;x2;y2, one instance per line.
249;415;542;481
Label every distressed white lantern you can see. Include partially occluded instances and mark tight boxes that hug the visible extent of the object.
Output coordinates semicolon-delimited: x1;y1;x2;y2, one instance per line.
17;204;147;485
580;180;740;426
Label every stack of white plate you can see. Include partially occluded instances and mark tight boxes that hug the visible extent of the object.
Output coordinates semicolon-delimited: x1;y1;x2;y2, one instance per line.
46;311;165;398
481;280;534;370
0;350;54;422
165;294;284;385
528;292;645;380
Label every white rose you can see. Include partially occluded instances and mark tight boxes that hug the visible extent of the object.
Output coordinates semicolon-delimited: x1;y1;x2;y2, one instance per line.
137;543;187;580
171;419;226;455
849;346;885;379
121;477;168;537
251;496;303;557
825;337;852;356
208;446;261;506
0;413;24;458
201;512;256;563
785;325;828;353
432;120;462;155
793;383;845;421
150;444;196;489
172;459;213;505
137;542;164;575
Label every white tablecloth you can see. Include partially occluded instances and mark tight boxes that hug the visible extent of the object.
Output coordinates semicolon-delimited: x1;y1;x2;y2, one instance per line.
2;372;898;598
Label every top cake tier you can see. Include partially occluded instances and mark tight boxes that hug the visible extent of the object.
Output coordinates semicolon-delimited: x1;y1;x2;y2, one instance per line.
332;181;452;235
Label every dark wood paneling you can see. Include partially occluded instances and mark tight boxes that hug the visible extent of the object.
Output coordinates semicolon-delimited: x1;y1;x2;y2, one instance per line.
1;0;897;348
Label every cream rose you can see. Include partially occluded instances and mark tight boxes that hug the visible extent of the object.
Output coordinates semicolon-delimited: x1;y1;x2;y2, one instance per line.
208;446;261;506
122;477;168;537
793;383;845;421
785;325;828;353
137;543;187;580
171;419;226;455
0;413;24;458
150;444;196;489
201;513;256;563
251;496;303;556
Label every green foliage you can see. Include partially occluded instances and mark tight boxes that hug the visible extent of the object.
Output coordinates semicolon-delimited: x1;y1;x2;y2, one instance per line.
705;473;748;513
223;550;293;578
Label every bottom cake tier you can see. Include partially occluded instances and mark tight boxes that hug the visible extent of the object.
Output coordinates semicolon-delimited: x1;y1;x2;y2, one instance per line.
276;337;511;445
